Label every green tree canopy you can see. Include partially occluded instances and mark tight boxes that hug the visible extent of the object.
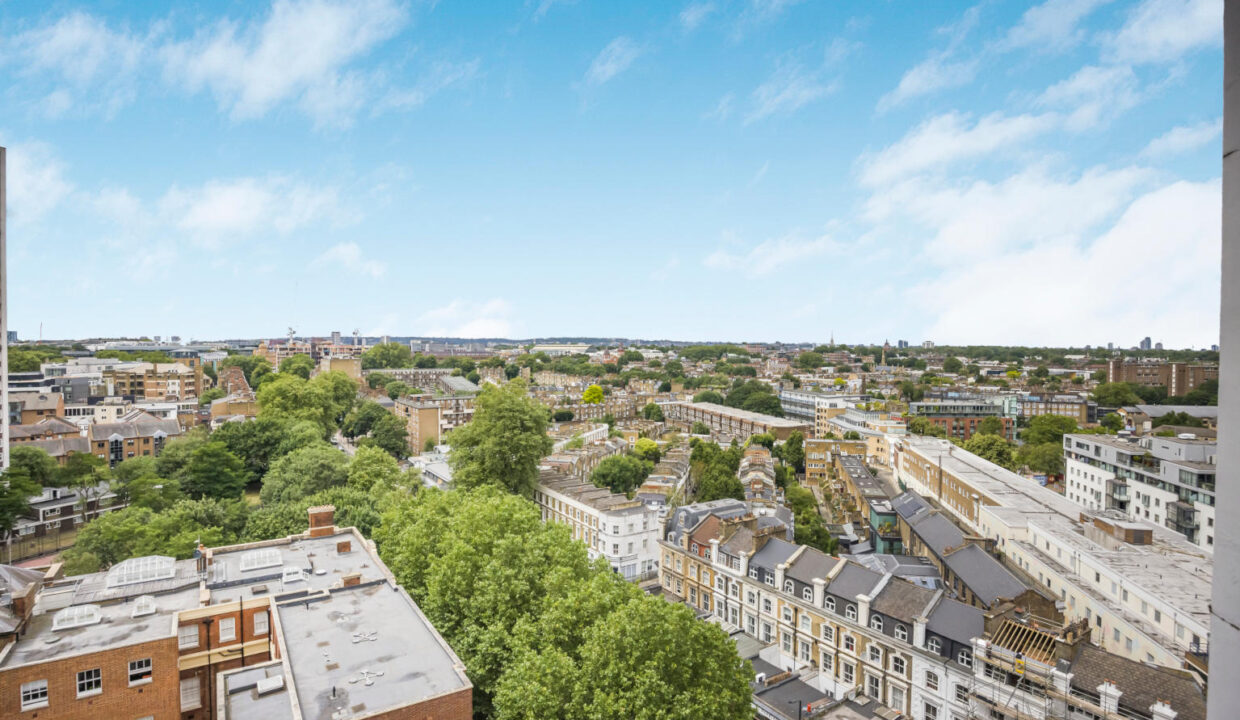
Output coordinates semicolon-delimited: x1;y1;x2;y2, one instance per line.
582;384;605;404
691;421;711;435
590;455;652;495
0;468;40;541
447;381;553;497
1100;412;1124;432
976;416;1004;436
182;441;249;499
963;433;1016;470
640;402;664;421
795;351;824;370
632;438;661;463
362;342;414;369
1092;382;1142;406
781;431;805;472
1021;414;1079;445
259;444;350;505
942;357;964;374
198;387;226;406
10;445;58;487
279;353;315;379
347;445;403;492
692;390;725;404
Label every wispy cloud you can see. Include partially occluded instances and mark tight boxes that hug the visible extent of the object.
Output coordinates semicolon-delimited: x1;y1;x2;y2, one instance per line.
312;242;386;278
161;0;408;126
1037;65;1141;130
377;59;480;111
0;139;75;227
418;299;515;338
705;234;836;276
1102;0;1221;65
650;256;680;281
1000;0;1113;53
531;0;576;21
877;53;977;113
584;37;642;86
858;111;1058;187
746;60;836;124
1141;118;1222;158
679;3;715;32
159;176;348;246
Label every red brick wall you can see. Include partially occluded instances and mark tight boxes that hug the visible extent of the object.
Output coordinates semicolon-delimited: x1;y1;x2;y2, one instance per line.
0;637;179;720
368;686;472;720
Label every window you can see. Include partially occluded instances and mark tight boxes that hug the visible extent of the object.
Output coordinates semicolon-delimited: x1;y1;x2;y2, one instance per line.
799;640;811;662
844;635;855;652
871;614;883;632
957;649;973;667
761;622;773;643
800;614;811;632
749;568;759;579
892;656;906;675
890;685;906;710
895;624;908;642
77;667;102;697
867;674;881;698
785;580;794;593
762;598;773;613
129;658;153;685
925;671;940;691
825;596;836;612
20;680;48;710
178;624;199;649
782;633;794;653
219;617;236;643
846;604;857;621
822;625;834;642
782;606;793;623
803;587;813;601
253;612;269;636
924;702;939;720
822;654;833;672
955;685;969;703
869;645;883;664
180;676;201;711
927;636;941;654
842;661;855;684
746;614;757;635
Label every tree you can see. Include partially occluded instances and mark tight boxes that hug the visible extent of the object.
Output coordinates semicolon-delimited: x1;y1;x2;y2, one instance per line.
1017;443;1065;477
976;416;1004;436
220;355;273;386
1100;412;1124;432
257;371;358;433
198;387;226;406
747;433;775;449
10;445;58;487
693;390;724;404
448;381;553;497
342;401;392;439
213;417;318;479
1021;414;1079;445
552;409;575;422
1092;382;1141;406
640;403;664;421
362;342;414;369
260;444;350;505
121;475;184;512
347;445;403;492
590;455;651;495
633;438;660;463
963;434;1016;470
795;351;824;370
58;452;112;519
691;421;710;434
368;412;410;457
1032;365;1050;378
842;430;862;440
385;380;412;400
154;430;210;481
582;384;605;404
942;357;963;374
182;441;248;499
0;468;40;547
62;498;249;573
781;431;805;473
279;354;315;379
696;464;744;502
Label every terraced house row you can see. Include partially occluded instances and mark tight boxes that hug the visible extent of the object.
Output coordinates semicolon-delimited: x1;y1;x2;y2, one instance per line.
659;501;1207;720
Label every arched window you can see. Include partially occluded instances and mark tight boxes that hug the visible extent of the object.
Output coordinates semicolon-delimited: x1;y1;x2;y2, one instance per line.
825;596;836;612
845;604;857;621
957;649;973;667
802;587;813;601
927;636;941;654
925;670;939;691
784;580;794;593
870;614;883;632
895;624;908;642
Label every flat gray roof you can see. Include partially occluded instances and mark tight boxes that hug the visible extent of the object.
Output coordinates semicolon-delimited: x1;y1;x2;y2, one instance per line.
276;582;470;720
207;532;389;604
221;662;296;720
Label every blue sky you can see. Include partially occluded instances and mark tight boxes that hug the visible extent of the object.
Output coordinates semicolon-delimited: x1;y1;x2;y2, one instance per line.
0;0;1223;347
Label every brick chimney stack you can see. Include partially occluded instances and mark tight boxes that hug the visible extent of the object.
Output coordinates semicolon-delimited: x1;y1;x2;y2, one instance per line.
308;505;336;537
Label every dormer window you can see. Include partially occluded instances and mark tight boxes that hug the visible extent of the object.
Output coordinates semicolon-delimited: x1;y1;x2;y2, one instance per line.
784;580;794;593
870;614;883;632
845;604;857;621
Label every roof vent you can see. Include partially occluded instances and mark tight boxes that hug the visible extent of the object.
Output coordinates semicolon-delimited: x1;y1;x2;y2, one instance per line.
256;675;286;696
282;567;305;584
250;584;269;595
52;604;102;631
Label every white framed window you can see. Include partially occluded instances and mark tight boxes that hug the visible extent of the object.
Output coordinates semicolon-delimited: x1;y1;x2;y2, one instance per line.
762;598;773;613
822;653;833;671
925;671;939;691
846;605;857;621
178;624;199;649
799;640;811;661
799;614;811;632
180;676;201;711
895;624;908;642
749;568;758;579
868;645;882;664
867;674;880;698
870;614;883;632
77;667;102;697
782;607;793;623
253;611;269;636
219;617;236;643
957;649;972;667
802;587;812;601
890;685;906;711
844;634;855;652
21;679;49;710
825;596;836;612
129;658;153;685
842;661;855;684
955;685;969;703
822;625;834;642
923;701;939;720
782;632;794;653
928;636;941;654
892;656;906;675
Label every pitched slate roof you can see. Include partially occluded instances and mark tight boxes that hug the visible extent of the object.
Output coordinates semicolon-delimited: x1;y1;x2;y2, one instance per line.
1070;644;1205;720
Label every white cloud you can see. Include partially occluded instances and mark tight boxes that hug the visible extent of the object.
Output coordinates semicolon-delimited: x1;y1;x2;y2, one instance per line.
877;53;977;113
1;140;74;225
650;256;681;281
161;0;407;125
312;242;386;278
584;37;642;86
532;0;576;21
858;111;1058;187
158;177;345;246
679;3;715;31
746;61;835;123
378;59;481;111
705;92;735;121
705;234;836;276
1001;0;1112;52
4;11;146;117
910;180;1219;346
865;165;1153;262
418;299;515;338
1141;118;1222;158
1103;0;1221;65
1037;65;1141;130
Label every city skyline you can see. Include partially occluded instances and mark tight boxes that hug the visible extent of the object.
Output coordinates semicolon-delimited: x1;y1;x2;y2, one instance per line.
0;0;1224;345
